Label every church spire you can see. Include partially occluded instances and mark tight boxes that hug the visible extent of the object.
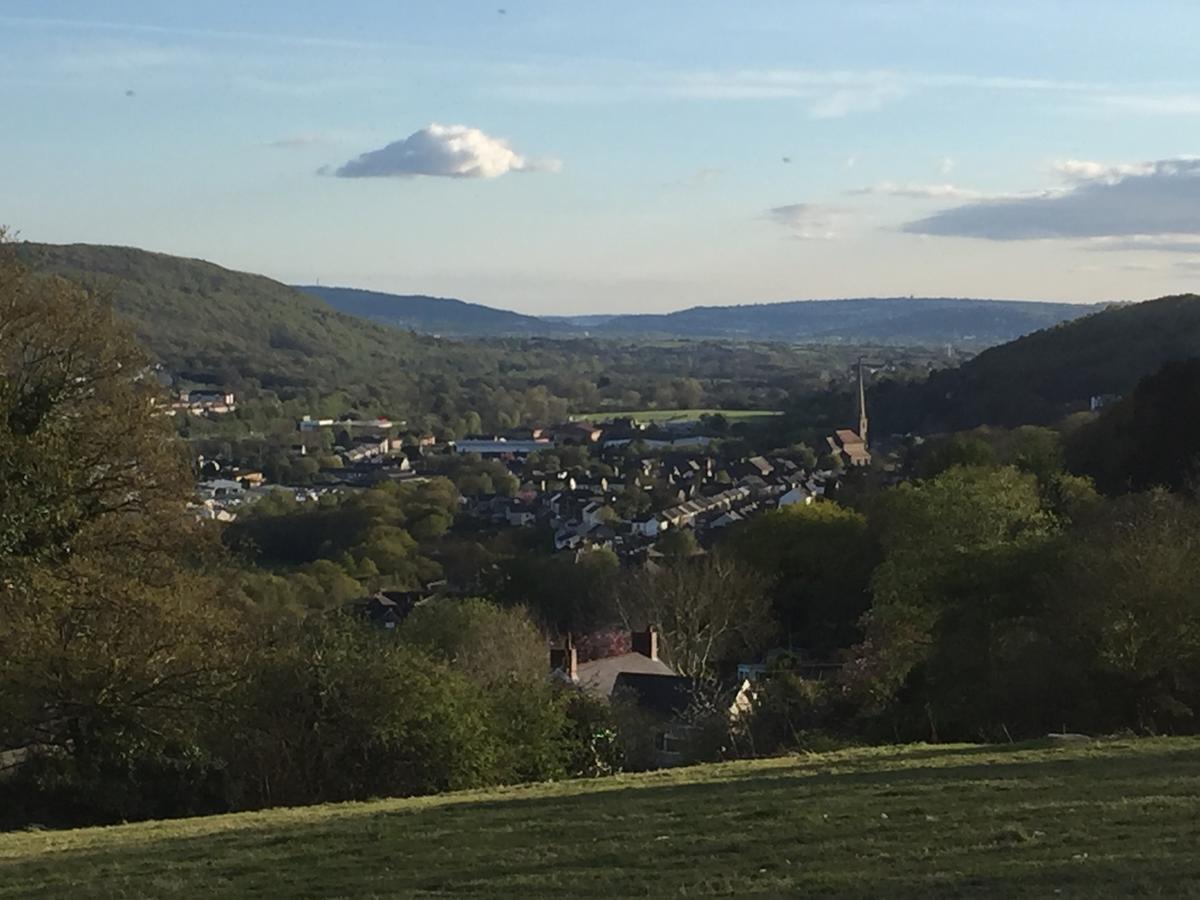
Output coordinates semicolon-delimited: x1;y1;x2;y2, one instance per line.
856;357;869;447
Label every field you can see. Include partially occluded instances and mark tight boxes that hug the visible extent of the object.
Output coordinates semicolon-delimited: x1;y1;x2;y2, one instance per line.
575;408;784;424
2;737;1199;898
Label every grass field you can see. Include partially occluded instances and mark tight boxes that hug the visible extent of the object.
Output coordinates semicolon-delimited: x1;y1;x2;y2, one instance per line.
2;738;1199;898
575;408;783;424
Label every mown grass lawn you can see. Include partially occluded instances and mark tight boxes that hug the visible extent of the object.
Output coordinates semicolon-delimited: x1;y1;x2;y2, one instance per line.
2;738;1198;898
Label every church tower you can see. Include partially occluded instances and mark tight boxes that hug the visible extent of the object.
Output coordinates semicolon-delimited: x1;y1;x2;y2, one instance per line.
856;357;869;447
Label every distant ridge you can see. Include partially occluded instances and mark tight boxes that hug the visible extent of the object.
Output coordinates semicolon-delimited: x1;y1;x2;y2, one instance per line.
580;297;1108;347
296;285;575;337
304;285;1106;348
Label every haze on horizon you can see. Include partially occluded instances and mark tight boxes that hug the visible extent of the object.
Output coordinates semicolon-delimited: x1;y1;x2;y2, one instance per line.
4;0;1200;315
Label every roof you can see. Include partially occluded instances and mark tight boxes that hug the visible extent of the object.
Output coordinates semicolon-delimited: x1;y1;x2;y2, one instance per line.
612;672;694;717
834;429;864;447
575;651;676;698
747;456;774;475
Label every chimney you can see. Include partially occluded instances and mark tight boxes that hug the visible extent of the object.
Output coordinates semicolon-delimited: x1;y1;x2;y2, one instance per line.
550;639;578;680
631;627;658;661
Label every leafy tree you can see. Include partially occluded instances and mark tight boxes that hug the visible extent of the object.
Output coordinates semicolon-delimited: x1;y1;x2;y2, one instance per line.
0;237;242;823
724;502;877;652
1046;492;1200;732
402;597;547;687
227;617;500;808
656;527;700;561
845;466;1056;728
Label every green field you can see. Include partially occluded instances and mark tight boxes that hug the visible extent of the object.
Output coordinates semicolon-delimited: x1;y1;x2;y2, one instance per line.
575;408;783;424
3;738;1199;898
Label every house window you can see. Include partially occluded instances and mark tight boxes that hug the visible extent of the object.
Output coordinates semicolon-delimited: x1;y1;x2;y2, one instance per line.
655;732;685;755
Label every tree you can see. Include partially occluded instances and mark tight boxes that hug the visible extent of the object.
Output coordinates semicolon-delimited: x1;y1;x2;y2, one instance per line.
656;527;699;561
1047;492;1200;732
0;237;242;824
617;555;774;682
844;466;1056;731
227;616;501;808
401;597;547;687
724;502;877;652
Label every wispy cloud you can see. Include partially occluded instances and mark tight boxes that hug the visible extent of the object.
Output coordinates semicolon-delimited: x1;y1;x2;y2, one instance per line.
764;203;849;240
663;167;723;190
263;132;357;150
848;182;984;200
1094;93;1200;115
488;63;1200;123
1082;236;1200;254
327;123;560;179
0;14;374;50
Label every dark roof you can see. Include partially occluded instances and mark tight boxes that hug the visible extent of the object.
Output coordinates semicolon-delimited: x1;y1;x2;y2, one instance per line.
612;672;695;717
347;590;423;625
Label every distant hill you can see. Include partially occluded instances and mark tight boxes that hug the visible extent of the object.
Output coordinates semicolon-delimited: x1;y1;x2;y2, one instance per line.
874;294;1200;433
300;286;1106;349
297;285;575;337
587;298;1106;347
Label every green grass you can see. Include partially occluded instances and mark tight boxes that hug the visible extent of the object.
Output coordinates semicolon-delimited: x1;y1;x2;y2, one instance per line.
575;408;783;424
3;738;1199;898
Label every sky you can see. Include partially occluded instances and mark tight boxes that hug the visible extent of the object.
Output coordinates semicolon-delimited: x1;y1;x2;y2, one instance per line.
4;1;1200;314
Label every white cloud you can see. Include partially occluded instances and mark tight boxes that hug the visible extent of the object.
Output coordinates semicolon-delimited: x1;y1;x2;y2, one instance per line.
938;156;955;176
902;156;1200;240
765;204;848;240
1052;158;1160;184
330;124;560;179
1082;235;1200;253
849;182;984;200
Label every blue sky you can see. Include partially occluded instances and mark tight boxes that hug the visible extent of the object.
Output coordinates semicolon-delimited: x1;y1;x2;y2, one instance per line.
5;1;1200;313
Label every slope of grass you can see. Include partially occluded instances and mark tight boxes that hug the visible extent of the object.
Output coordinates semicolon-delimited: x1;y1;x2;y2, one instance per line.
3;737;1199;898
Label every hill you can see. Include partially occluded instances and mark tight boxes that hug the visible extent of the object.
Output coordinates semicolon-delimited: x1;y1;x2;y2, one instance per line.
15;242;447;399
874;293;1200;433
297;285;1103;348
14;242;923;430
587;297;1105;347
297;285;576;337
1;737;1196;898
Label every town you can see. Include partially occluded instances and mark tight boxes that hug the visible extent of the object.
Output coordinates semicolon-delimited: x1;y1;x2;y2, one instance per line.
191;399;870;561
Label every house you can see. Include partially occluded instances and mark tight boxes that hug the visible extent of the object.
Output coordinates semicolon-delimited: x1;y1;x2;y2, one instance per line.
342;436;391;464
581;500;609;528
633;515;667;538
554;421;604;445
552;628;753;767
506;502;536;527
346;590;422;629
557;628;678;698
346;582;445;630
778;484;814;507
453;438;550;457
